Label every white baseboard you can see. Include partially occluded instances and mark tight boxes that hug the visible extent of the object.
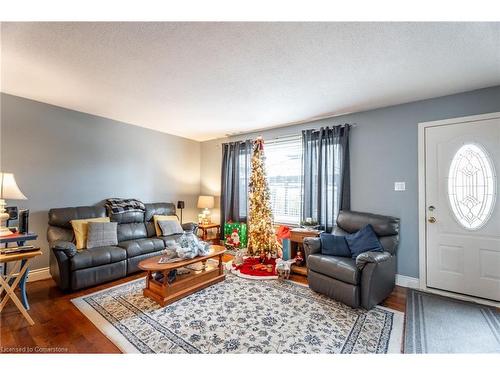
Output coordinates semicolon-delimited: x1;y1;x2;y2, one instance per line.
395;274;419;289
26;267;51;282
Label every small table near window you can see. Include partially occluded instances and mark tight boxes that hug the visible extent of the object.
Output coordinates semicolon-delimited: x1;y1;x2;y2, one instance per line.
197;223;221;244
290;228;322;276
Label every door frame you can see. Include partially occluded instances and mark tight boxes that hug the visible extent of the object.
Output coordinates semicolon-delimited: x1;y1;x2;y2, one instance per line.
418;111;500;308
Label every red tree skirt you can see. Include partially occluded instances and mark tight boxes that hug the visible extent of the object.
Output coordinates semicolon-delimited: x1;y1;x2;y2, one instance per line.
231;257;278;280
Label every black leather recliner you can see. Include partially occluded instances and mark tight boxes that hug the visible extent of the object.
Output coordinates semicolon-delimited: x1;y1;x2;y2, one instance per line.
47;202;198;291
304;210;400;309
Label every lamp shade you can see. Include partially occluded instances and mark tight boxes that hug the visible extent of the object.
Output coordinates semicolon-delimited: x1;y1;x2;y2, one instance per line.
177;200;185;209
197;195;214;209
0;173;27;200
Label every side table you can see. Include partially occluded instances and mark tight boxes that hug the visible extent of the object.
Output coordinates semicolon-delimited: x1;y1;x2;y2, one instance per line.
197;223;221;244
289;228;322;276
0;249;42;325
0;232;38;310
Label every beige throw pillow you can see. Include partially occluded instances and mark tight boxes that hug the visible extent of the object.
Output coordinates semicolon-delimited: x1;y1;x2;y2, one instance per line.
153;215;179;236
71;217;111;250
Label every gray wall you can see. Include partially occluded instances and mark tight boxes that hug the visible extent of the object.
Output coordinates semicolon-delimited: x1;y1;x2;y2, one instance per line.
3;86;500;278
200;86;500;278
0;93;201;271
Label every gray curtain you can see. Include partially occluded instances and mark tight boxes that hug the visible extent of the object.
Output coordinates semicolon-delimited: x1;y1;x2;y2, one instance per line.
220;140;252;238
301;125;351;231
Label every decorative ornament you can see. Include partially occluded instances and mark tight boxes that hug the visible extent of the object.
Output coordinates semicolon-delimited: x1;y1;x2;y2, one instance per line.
295;250;304;267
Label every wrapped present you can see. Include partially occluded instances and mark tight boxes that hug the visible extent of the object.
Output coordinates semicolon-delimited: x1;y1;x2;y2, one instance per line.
281;238;291;260
276;225;291;244
224;222;248;249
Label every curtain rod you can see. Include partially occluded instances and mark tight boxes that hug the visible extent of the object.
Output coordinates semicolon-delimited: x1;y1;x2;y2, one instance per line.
226;122;356;141
261;123;356;142
225;111;358;137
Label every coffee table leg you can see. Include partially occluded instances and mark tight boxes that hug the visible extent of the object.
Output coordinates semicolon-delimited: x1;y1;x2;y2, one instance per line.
218;254;223;275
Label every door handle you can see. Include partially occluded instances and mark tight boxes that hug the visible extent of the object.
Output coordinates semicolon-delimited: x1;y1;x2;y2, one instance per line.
428;217;436;223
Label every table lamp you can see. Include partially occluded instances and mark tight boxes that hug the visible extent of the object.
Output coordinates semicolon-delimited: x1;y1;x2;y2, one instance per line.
0;173;27;236
197;195;214;224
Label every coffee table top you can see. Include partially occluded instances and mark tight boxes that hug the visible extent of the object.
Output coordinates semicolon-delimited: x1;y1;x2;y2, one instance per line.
138;245;225;272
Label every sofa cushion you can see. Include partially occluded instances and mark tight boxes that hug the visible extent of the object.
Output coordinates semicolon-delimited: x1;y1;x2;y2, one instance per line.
116;223;148;242
158;218;184;236
307;254;360;285
48;205;106;229
118;237;165;258
159;234;183;244
345;224;384;259
153;215;179;236
71;217;111;250
70;246;127;271
320;233;351;257
144;203;176;237
87;222;118;249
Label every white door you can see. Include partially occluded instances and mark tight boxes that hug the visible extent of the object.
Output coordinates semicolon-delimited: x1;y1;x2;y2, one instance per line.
425;114;500;302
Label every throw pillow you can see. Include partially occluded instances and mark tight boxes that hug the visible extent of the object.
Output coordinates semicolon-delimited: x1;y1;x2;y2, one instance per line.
86;222;118;249
158;219;184;236
320;233;351;257
153;214;179;236
345;224;384;259
71;217;110;250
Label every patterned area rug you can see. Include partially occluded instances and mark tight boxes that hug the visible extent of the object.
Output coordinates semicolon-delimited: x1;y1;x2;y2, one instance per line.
405;289;500;353
72;275;403;353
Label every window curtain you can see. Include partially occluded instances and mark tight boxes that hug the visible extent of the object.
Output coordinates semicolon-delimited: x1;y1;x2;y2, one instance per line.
301;125;351;232
220;140;252;238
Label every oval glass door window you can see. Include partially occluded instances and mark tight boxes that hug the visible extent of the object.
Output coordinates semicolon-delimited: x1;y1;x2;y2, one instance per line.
448;143;496;230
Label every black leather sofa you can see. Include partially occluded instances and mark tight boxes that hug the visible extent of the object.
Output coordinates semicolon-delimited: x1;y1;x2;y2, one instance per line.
303;210;400;309
47;202;197;291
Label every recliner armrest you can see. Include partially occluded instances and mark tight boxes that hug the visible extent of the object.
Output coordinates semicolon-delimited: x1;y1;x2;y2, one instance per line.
182;222;198;233
51;240;78;258
303;237;321;259
355;251;391;270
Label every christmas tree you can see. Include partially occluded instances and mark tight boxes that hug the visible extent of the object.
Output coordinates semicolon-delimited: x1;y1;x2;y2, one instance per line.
247;137;280;257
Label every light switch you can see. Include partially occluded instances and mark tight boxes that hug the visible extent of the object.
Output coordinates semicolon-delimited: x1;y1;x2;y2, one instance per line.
394;182;406;191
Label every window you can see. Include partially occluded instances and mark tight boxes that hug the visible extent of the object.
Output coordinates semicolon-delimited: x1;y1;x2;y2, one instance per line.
448;143;496;230
264;136;303;224
237;136;303;224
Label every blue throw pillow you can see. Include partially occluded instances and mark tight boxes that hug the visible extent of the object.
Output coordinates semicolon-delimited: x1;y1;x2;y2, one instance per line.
320;233;351;257
345;224;384;259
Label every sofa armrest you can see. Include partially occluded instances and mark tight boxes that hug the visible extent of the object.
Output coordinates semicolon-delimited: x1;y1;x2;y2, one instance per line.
51;240;78;258
182;222;198;233
356;251;391;270
303;237;321;260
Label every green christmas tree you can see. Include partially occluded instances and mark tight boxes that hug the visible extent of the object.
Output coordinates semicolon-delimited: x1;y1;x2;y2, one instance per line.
247;137;280;257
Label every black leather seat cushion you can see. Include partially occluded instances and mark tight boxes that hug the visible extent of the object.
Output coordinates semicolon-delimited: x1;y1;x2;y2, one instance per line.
118;237;165;258
70;246;127;271
159;234;183;244
307;254;360;285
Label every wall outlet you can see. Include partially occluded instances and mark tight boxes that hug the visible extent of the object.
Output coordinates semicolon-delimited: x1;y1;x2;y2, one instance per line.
394;182;406;191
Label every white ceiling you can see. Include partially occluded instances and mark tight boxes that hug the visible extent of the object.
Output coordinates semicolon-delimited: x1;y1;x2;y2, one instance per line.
1;22;499;141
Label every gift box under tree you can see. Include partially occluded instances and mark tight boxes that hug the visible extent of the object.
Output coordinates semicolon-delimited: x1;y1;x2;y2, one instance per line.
224;222;248;249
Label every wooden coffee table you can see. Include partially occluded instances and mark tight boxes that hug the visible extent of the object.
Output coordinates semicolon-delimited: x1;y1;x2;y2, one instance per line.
138;245;226;307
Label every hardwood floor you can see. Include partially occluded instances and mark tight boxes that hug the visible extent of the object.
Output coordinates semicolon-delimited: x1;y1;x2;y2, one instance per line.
1;260;407;354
